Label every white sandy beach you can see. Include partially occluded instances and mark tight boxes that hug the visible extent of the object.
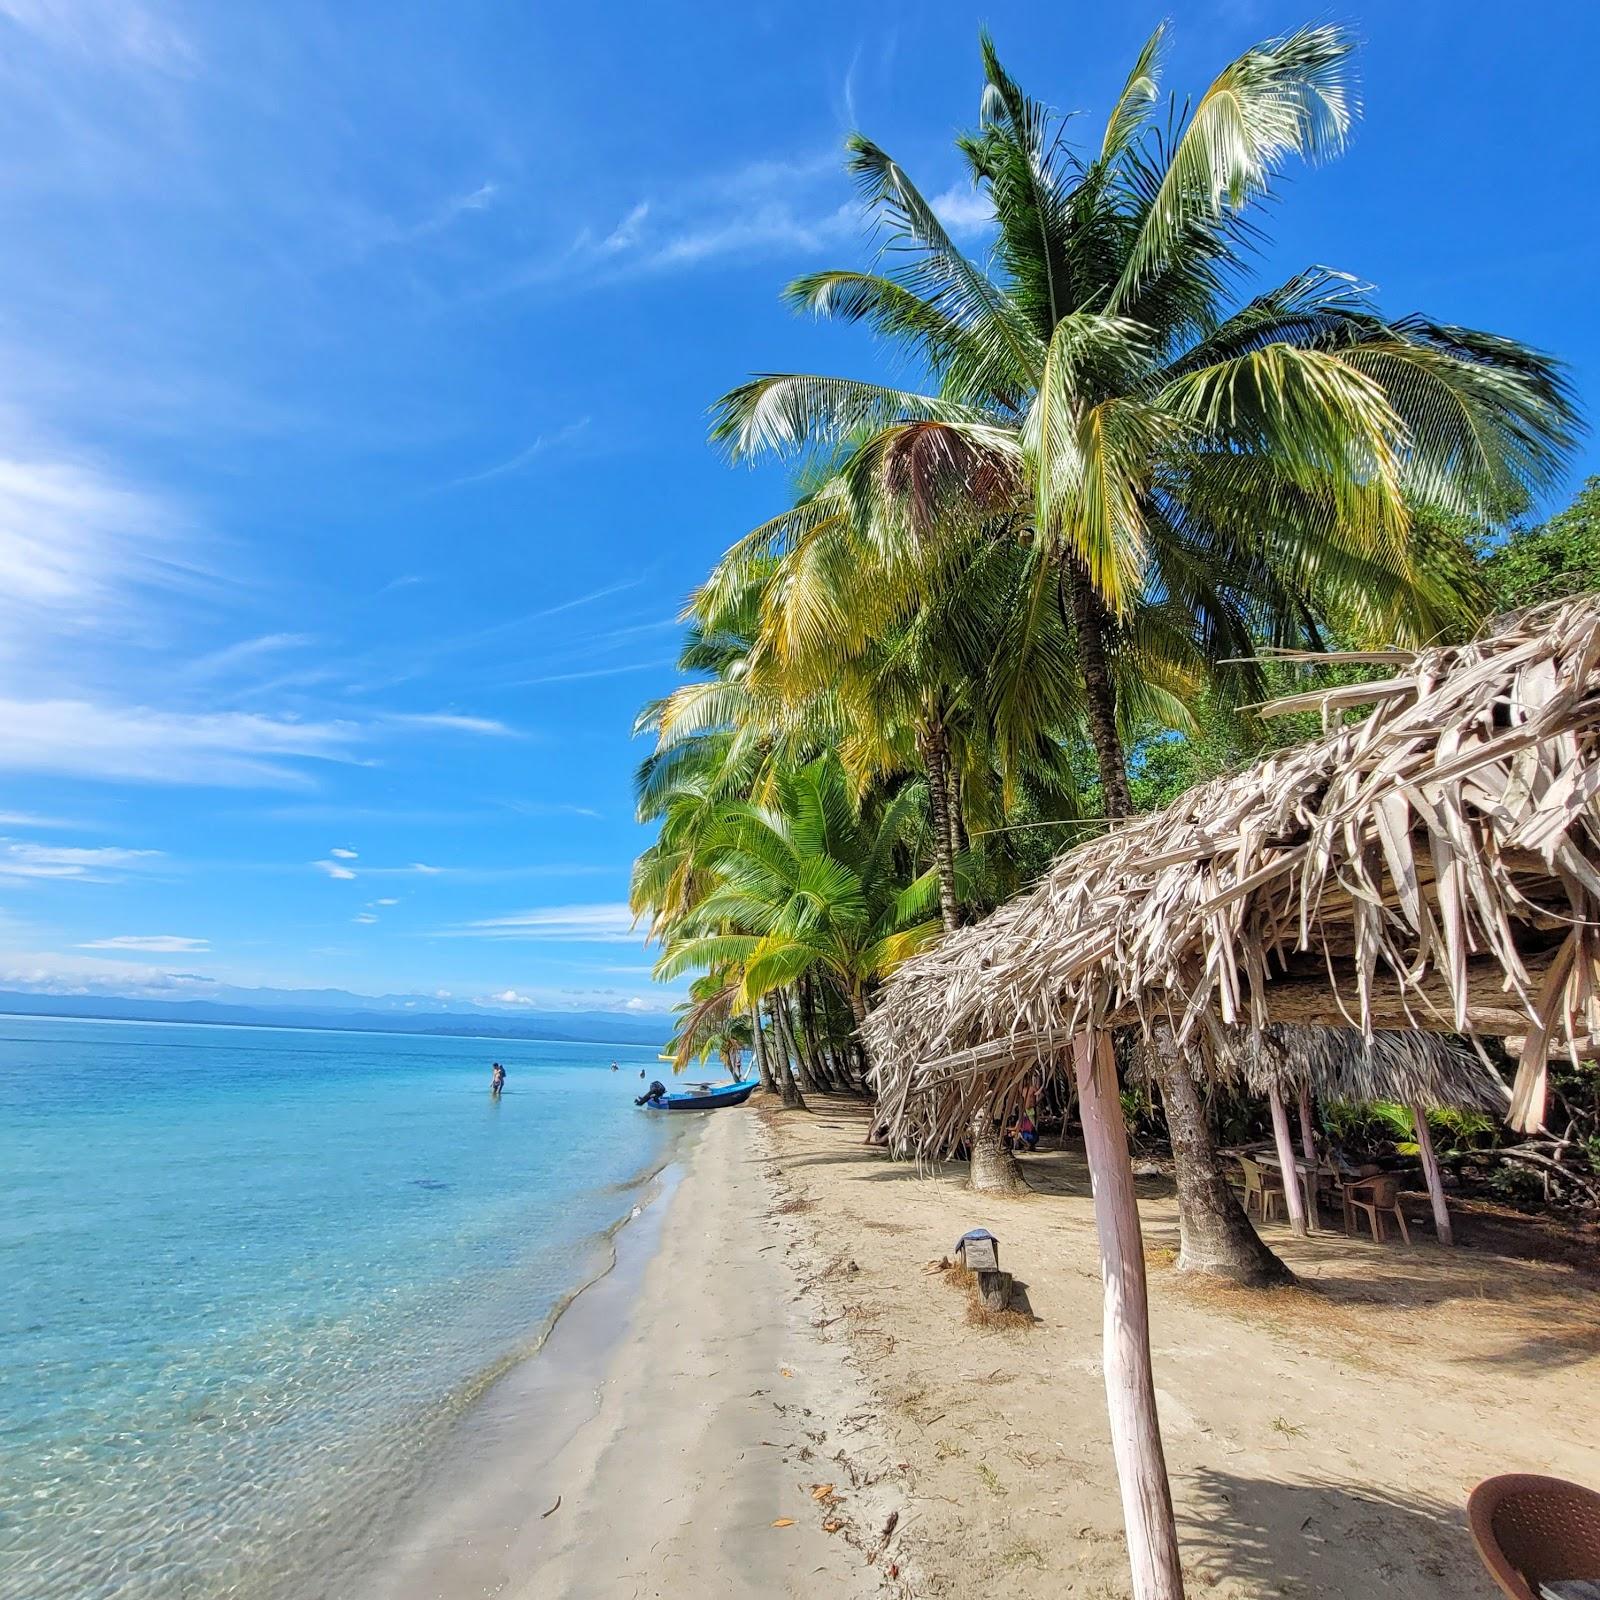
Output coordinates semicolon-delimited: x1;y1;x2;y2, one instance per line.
365;1108;903;1600
361;1088;1600;1600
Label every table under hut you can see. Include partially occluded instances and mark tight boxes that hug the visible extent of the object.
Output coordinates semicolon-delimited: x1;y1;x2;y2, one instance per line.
863;597;1600;1600
1238;1023;1509;1242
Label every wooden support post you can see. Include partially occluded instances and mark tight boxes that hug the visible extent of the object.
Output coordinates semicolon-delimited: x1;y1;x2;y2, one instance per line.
1297;1086;1318;1167
1073;1034;1185;1600
1267;1083;1309;1236
1411;1103;1454;1247
1296;1085;1320;1233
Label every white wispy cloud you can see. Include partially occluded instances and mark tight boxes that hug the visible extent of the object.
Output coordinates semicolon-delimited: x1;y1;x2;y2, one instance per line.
500;799;603;821
183;633;314;681
405;180;500;241
0;840;162;882
0;698;358;787
370;897;399;907
0;0;198;74
0;810;88;830
528;579;643;622
350;860;612;884
508;153;857;287
314;859;357;880
448;418;592;487
329;847;358;859
0;948;217;997
643;201;855;270
381;712;516;737
448;902;640;942
0;452;205;667
508;658;673;687
930;183;995;240
469;983;673;1014
79;934;209;953
352;912;378;925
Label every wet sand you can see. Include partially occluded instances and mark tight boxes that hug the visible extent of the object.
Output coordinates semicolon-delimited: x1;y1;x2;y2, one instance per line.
363;1107;902;1600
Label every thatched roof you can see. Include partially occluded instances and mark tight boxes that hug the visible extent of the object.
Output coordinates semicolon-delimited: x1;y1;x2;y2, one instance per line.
1244;1026;1508;1112
866;597;1600;1141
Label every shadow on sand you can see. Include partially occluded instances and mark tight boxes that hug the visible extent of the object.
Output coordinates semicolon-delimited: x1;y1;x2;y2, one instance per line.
1179;1467;1495;1599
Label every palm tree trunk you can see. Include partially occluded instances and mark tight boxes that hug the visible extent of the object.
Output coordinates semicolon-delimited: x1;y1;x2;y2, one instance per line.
1151;1026;1294;1287
918;721;961;933
766;995;807;1110
1297;1086;1319;1167
1267;1083;1309;1236
845;985;869;1033
1411;1104;1454;1246
820;980;858;1091
838;985;864;1100
800;976;837;1091
1064;559;1135;821
969;1100;1029;1194
1066;562;1290;1285
786;985;822;1093
750;1004;775;1094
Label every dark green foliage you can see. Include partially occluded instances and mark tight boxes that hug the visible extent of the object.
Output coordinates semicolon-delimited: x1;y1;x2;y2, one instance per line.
1481;477;1600;608
1319;1098;1497;1162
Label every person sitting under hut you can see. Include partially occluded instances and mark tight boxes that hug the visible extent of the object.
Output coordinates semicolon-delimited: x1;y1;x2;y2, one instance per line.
1006;1106;1038;1153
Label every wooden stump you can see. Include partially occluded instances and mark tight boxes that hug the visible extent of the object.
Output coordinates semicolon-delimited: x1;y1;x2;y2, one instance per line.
976;1269;1014;1312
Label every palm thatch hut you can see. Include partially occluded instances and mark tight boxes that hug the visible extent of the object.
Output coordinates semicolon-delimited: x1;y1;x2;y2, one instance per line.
863;597;1600;1600
1244;1026;1507;1242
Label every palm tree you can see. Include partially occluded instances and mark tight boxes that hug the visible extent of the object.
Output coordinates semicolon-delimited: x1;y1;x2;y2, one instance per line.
696;475;1210;930
709;23;1577;1280
654;752;943;1030
664;971;754;1077
713;25;1572;778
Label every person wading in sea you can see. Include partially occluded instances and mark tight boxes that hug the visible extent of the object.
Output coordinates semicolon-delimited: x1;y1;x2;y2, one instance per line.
490;1062;506;1098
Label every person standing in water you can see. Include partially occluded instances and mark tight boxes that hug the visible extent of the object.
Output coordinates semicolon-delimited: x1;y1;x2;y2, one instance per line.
490;1062;506;1097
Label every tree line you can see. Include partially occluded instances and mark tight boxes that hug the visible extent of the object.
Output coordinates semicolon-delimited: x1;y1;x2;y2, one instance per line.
628;24;1585;1252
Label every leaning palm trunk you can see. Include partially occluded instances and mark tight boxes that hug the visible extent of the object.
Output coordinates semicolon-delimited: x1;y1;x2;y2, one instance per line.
780;986;819;1092
969;1101;1029;1194
750;1004;776;1093
766;995;807;1109
1150;1026;1293;1286
800;976;839;1090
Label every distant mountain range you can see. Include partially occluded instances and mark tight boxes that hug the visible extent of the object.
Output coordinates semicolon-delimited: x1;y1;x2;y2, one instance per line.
0;990;669;1048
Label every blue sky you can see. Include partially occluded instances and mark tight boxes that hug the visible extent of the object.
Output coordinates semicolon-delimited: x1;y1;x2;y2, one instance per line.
0;0;1594;1014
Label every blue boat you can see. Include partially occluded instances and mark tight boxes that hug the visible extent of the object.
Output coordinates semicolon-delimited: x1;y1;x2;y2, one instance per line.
635;1077;757;1112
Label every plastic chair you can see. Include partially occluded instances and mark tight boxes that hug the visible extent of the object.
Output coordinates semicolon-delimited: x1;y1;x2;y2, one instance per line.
1341;1172;1410;1242
1468;1474;1600;1600
1238;1156;1284;1222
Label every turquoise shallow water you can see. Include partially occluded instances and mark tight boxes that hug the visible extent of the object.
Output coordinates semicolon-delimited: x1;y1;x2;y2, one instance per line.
0;1016;673;1599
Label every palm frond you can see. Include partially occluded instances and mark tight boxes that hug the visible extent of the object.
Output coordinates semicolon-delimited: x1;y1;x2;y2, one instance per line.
1111;24;1355;310
1101;22;1168;162
710;373;991;461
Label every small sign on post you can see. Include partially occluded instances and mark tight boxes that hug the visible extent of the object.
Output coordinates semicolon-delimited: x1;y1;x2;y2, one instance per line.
960;1235;998;1272
954;1229;1012;1313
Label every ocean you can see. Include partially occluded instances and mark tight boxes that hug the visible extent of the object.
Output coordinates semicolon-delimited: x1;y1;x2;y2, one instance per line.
0;1015;677;1599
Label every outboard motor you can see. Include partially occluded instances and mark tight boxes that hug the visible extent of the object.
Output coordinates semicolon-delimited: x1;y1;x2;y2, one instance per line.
634;1079;668;1107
